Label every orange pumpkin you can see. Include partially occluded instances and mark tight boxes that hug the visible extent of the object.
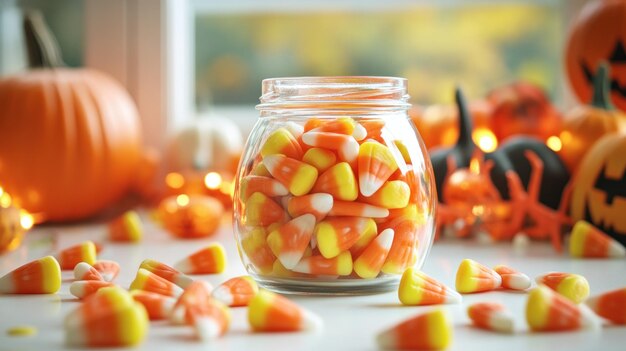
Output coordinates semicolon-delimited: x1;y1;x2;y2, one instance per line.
565;0;626;112
487;82;562;142
559;63;626;173
570;133;626;247
0;13;142;221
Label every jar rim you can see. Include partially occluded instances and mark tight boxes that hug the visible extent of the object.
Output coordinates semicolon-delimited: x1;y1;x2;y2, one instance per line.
257;76;410;111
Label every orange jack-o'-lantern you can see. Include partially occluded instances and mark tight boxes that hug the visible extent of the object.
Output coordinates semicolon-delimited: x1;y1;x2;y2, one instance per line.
565;0;626;112
570;133;626;247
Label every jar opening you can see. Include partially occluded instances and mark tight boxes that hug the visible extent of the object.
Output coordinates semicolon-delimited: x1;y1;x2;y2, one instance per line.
257;76;410;111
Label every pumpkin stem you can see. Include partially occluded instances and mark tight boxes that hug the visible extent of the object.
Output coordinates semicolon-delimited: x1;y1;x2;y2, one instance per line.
23;11;65;68
590;62;614;110
455;86;474;148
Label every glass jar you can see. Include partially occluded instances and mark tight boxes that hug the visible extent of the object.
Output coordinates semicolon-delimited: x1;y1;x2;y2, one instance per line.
233;77;436;294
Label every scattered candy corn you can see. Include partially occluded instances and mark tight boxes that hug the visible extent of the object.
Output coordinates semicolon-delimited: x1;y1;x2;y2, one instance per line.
169;280;216;324
398;268;461;306
58;241;97;270
377;309;452;350
241;227;276;274
586;287;626;324
455;259;502;294
287;193;333;221
312;162;358;201
569;220;626;258
212;276;259;307
526;285;598;332
261;128;303;159
360;180;410;209
192;297;231;341
108;210;142;242
130;290;175;320
92;260;120;282
241;175;289;201
70;280;116;299
0;256;61;294
244;192;288;226
267;215;315;269
263;154;318;196
302;148;337;172
73;262;104;281
174;243;227;274
494;265;531;291
130;268;184;298
354;229;394;279
358;141;398;197
292;251;353;276
248;290;322;332
64;287;148;347
535;272;589;304
316;217;377;259
467;302;514;333
139;259;194;288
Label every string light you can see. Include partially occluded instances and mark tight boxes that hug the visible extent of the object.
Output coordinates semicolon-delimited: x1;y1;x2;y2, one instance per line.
546;136;562;152
165;172;185;189
472;128;498;153
176;194;190;207
204;172;222;189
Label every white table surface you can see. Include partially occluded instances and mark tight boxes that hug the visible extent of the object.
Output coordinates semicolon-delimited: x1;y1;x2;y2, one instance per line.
1;212;625;351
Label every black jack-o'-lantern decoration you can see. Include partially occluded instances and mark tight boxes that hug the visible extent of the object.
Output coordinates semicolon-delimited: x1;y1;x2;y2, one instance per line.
570;134;626;247
565;0;626;112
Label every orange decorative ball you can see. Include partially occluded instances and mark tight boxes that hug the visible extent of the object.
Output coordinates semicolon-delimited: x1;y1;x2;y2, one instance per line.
0;13;142;221
565;0;626;112
157;195;224;238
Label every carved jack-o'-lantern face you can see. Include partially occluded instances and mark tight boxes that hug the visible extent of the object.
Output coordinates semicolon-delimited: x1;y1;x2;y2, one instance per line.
565;0;626;111
570;134;626;246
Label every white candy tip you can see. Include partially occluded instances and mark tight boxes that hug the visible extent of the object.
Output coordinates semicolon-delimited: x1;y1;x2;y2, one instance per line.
175;274;195;289
353;124;367;141
279;252;304;270
195;317;222;341
580;304;601;330
444;289;463;304
506;274;532;290
212;287;234;306
69;282;86;298
490;312;514;334
311;193;334;213
608;242;626;258
300;309;323;331
378;229;395;249
359;179;381;197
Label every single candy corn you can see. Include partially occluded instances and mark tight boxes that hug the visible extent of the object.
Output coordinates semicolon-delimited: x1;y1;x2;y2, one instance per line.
328;200;389;218
70;280;116;299
92;260;120;282
586;288;626;324
381;220;419;275
58;241;97;270
358;141;398;197
301;131;359;164
377;309;452;350
535;272;589;304
292;251;353;276
353;229;394;279
360;180;410;209
398;268;461;306
192;297;231;341
287;193;333;222
266;214;315;269
467;302;514;333
263;155;318;196
240;175;289;201
316;217;377;259
212;276;259;307
174;243;227;274
248;290;322;332
251;162;271;176
241;227;276;274
302;148;337;172
393;140;411;164
130;290;175;320
308;117;358;136
139;259;194;288
169;280;217;325
455;259;502;293
526;285;598;332
261;128;303;159
312;162;358;201
108;210;142;242
494;265;531;291
569;220;626;258
73;262;104;281
0;256;61;294
64;287;149;347
244;192;288;226
130;268;184;298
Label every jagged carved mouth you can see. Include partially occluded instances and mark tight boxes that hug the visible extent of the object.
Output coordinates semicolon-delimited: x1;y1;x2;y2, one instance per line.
580;40;626;98
584;165;626;246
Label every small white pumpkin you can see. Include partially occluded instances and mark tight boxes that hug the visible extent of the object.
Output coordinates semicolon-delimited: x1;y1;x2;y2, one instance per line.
168;116;243;173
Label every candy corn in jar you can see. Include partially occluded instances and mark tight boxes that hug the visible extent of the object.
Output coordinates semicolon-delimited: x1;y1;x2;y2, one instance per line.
233;77;436;294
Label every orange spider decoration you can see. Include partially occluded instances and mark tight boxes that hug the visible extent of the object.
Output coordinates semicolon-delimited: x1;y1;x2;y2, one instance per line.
437;150;571;252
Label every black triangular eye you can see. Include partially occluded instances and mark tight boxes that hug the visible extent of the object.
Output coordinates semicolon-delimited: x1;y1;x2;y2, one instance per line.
609;40;626;63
